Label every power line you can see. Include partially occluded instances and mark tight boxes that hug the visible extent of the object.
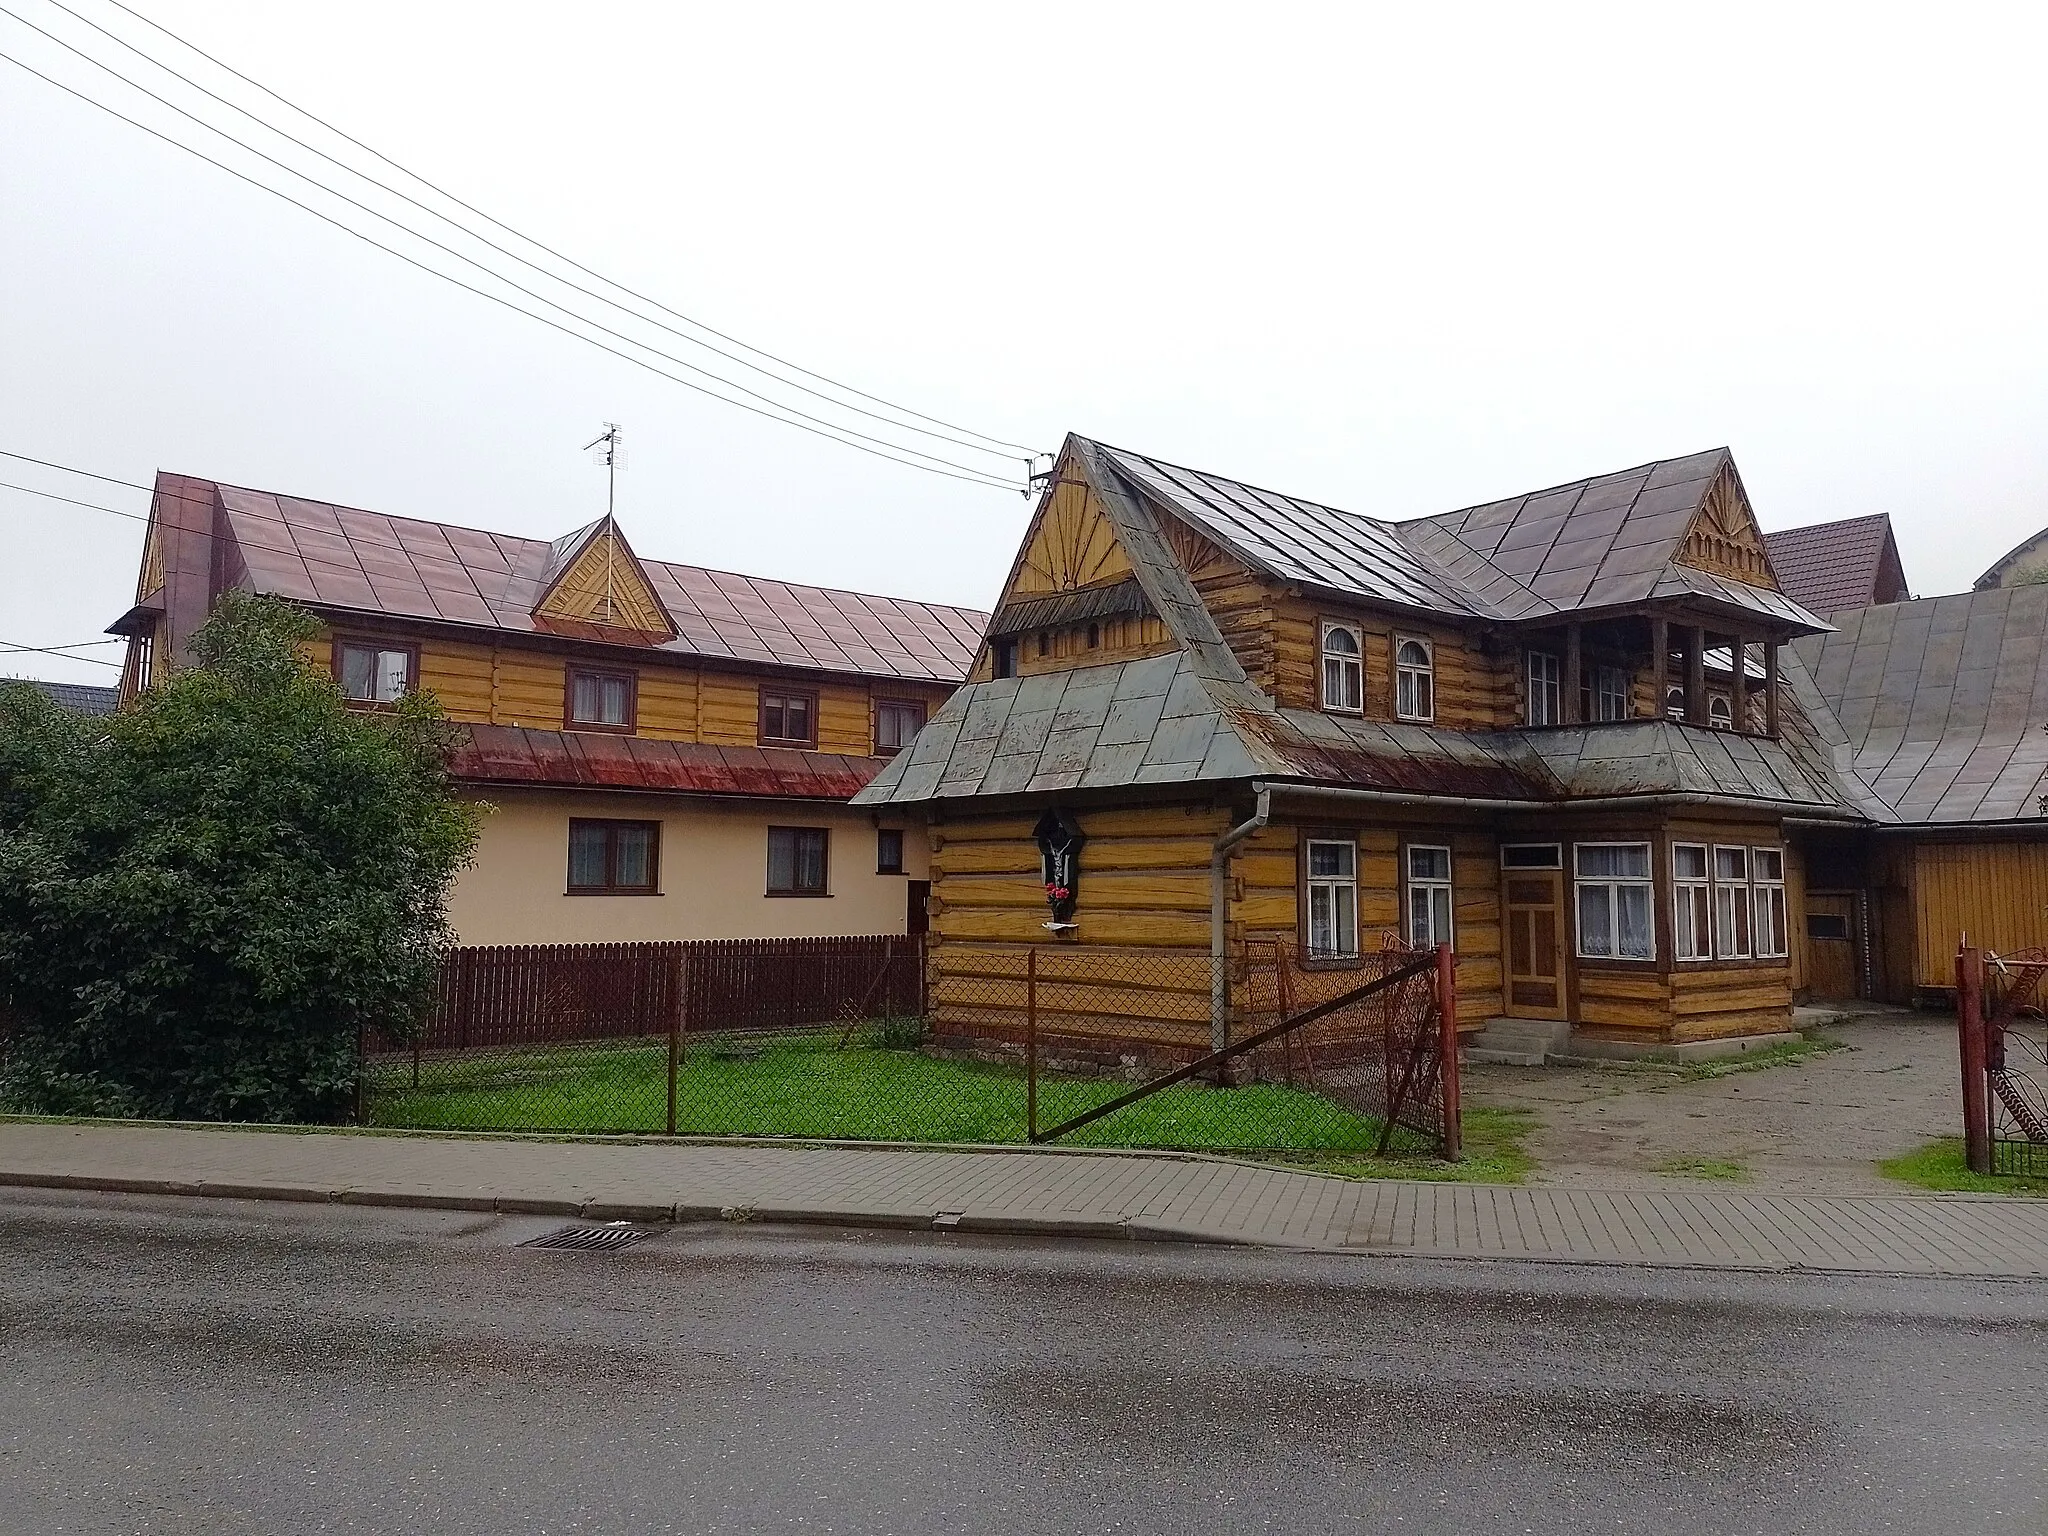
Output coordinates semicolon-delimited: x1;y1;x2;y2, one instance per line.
0;14;1027;489
39;0;1033;465
0;449;154;492
96;0;1040;460
0;637;125;667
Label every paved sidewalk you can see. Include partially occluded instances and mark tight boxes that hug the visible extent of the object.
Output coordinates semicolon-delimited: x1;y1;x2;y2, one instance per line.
4;1120;2047;1277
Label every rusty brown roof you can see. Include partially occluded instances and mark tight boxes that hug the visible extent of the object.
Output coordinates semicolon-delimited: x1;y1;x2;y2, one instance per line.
449;725;886;799
1762;514;1909;617
157;475;988;683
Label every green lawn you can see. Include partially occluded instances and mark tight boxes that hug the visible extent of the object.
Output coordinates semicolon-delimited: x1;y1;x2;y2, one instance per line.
1879;1138;2048;1196
367;1030;1432;1157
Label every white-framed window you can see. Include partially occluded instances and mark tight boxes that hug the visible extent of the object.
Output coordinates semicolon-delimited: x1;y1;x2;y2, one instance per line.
1305;838;1359;958
1712;845;1751;958
1405;844;1454;949
1594;665;1630;722
1673;842;1712;961
1708;695;1734;730
1320;623;1363;713
1394;636;1435;722
1752;847;1788;958
1575;843;1654;960
1500;843;1563;869
1666;685;1688;720
1527;650;1561;726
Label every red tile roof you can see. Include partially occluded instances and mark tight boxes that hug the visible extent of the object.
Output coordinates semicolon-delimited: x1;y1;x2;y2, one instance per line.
185;477;988;683
448;724;886;799
1762;514;1908;617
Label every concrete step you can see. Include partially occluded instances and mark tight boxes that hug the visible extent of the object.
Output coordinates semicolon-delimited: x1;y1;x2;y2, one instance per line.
1464;1016;1573;1067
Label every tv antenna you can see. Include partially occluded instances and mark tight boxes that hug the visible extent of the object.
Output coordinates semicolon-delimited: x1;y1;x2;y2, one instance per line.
581;422;626;622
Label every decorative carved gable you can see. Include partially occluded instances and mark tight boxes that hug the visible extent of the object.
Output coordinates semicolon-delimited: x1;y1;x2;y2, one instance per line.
1674;463;1779;590
533;522;674;636
1008;473;1134;597
1157;507;1232;583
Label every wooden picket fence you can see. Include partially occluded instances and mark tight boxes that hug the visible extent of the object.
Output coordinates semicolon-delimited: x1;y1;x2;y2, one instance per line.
410;935;926;1053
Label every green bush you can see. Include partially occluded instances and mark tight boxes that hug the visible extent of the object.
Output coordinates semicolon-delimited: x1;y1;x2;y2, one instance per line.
0;595;481;1123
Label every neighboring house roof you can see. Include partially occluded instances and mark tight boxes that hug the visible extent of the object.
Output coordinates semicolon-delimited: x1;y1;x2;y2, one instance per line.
1762;514;1909;616
134;475;989;683
1973;524;2048;591
15;679;120;715
1791;584;2048;825
859;436;1854;816
447;725;885;800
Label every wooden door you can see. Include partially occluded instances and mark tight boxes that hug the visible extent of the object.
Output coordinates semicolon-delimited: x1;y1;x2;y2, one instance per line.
906;880;931;936
1504;870;1567;1019
1805;892;1860;999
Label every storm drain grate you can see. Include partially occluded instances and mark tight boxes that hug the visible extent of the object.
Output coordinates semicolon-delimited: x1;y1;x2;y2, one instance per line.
519;1222;652;1253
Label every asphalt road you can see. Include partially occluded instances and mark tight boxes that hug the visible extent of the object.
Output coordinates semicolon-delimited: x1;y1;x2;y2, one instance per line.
2;1190;2044;1535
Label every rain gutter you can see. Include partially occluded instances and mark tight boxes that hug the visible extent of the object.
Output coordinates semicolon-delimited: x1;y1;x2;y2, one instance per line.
1209;786;1271;1052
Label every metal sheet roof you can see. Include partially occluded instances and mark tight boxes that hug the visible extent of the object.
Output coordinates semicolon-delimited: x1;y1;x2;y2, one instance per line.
448;725;886;799
13;679;120;715
190;478;988;683
1792;584;2048;825
1763;514;1908;617
1086;439;1828;632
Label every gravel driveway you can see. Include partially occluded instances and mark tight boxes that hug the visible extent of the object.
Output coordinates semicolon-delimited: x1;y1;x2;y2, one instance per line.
1466;1012;1959;1193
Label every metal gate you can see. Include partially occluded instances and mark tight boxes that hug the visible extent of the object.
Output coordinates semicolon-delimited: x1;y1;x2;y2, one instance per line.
1956;946;2048;1175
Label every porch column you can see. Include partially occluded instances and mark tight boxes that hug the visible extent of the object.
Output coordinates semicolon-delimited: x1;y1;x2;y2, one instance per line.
1686;627;1707;726
1764;642;1781;737
1564;622;1583;725
1649;615;1668;718
1730;633;1749;734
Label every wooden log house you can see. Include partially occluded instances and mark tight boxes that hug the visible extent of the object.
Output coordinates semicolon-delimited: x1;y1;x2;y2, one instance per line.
858;434;2048;1057
108;473;986;945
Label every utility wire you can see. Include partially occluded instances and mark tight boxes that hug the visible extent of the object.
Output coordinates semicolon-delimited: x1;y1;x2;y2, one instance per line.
0;637;125;667
45;0;1030;463
0;14;1025;488
96;0;1040;459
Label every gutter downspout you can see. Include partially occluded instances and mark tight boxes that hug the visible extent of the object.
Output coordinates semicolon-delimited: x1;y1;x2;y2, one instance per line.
1211;787;1271;1054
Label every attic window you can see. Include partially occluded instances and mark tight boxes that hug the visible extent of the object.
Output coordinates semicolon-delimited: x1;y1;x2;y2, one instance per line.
1709;696;1734;730
1320;622;1363;714
1666;686;1688;721
336;639;415;704
1526;651;1561;727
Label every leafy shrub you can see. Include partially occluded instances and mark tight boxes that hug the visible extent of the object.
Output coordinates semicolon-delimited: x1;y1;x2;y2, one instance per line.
0;595;481;1122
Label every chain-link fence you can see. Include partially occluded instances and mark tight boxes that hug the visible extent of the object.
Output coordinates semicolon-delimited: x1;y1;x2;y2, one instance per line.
360;935;1460;1158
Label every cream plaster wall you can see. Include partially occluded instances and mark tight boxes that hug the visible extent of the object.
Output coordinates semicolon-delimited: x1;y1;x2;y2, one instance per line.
446;790;930;945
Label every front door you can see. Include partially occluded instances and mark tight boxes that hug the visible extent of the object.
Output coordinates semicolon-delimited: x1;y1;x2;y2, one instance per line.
1504;870;1568;1019
906;880;931;936
1805;892;1860;999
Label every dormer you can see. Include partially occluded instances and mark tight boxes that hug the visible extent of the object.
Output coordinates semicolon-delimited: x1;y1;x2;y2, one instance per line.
531;517;676;642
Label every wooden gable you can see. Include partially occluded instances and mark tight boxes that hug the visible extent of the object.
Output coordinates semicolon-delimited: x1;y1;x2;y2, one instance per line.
137;517;166;601
1009;469;1134;596
1673;461;1779;590
532;520;675;638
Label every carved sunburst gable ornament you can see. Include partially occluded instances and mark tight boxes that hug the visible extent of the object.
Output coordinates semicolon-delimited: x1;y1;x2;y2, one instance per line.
1156;507;1232;581
1674;460;1778;590
533;521;675;637
136;518;166;601
1006;465;1135;598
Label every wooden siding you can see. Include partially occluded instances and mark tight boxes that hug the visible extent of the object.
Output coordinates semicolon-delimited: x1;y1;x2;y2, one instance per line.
929;805;1228;949
303;627;951;754
1014;615;1176;678
1911;840;2048;990
1269;600;1512;727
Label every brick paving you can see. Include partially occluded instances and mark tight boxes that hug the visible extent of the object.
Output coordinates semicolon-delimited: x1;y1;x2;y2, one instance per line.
3;1120;2046;1276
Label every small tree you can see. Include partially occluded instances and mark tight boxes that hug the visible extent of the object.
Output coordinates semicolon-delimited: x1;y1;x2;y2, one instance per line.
0;595;481;1122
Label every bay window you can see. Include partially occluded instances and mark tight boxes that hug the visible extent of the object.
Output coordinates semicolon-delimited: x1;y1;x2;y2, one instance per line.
1575;843;1654;960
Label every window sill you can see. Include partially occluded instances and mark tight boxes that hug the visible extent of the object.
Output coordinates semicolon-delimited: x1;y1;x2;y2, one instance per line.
1298;955;1365;972
1575;954;1658;966
759;739;820;752
565;888;662;897
765;890;833;898
565;721;635;735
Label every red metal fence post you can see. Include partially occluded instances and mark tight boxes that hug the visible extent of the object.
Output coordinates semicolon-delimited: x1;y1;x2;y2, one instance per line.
1436;941;1462;1162
1026;946;1039;1142
1958;946;1992;1175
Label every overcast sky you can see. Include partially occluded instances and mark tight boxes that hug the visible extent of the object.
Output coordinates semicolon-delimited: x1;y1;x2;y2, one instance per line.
6;1;2047;685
